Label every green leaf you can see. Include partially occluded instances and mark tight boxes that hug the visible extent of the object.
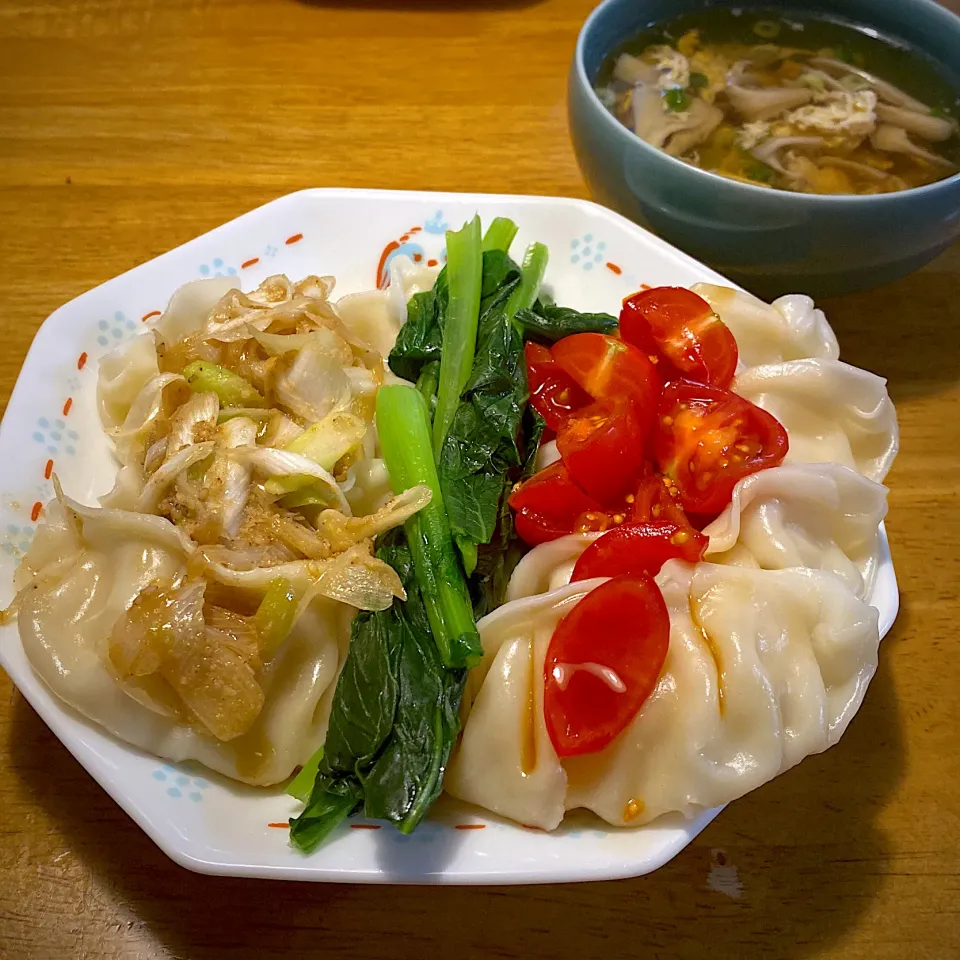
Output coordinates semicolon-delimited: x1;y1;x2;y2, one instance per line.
663;88;692;112
438;304;527;568
513;303;618;344
478;249;522;319
286;746;324;804
289;776;363;854
388;289;443;383
318;606;404;778
362;600;467;831
689;71;709;89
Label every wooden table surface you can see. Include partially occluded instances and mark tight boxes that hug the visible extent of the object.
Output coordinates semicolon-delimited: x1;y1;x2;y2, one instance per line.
2;1;959;958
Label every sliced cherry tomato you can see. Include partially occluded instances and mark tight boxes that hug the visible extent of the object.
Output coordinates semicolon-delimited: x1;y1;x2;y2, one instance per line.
551;333;660;434
654;379;788;514
571;521;707;581
544;575;669;758
525;342;592;431
620;287;738;388
508;461;606;546
630;472;690;528
555;396;646;505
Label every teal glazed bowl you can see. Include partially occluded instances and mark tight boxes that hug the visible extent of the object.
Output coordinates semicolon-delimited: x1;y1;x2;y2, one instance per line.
569;0;960;297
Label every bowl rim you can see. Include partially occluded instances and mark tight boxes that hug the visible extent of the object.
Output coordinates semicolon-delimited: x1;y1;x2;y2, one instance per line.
574;0;960;204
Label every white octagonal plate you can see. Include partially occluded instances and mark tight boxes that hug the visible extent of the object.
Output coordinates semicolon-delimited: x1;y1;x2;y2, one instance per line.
0;188;899;883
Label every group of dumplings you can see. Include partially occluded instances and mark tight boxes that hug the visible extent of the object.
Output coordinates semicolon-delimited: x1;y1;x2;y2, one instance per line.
445;283;897;830
11;268;897;834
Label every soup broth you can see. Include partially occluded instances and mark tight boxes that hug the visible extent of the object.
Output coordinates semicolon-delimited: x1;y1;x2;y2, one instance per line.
595;7;960;194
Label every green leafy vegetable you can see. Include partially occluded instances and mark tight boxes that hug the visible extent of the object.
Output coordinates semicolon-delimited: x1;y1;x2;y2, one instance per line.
478;249;522;316
289;534;467;851
361;595;466;831
388;290;443;383
481;216;518;253
663;88;692;112
470;406;545;618
432;215;483;456
286;746;324;804
689;71;709;89
376;384;482;669
513;303;617;344
389;250;520;386
504;242;549;319
415;359;440;416
438;309;526;566
288;777;363;853
292;218;553;856
435;245;529;578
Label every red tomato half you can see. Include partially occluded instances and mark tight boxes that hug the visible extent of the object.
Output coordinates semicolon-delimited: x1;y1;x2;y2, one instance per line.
570;521;707;581
631;472;690;528
620;287;738;388
654;379;789;514
508;461;606;546
551;334;660;433
525;342;592;431
556;396;647;505
544;575;669;758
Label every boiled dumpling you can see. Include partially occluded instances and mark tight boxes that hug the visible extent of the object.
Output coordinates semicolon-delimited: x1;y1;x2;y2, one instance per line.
692;283;840;367
447;563;879;830
504;533;600;601
154;276;239;344
703;462;888;599
97;333;162;432
15;496;349;786
446;580;597;829
733;358;899;483
564;563;879;826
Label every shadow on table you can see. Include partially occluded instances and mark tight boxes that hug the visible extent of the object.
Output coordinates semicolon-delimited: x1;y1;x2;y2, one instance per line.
820;253;960;402
8;599;908;960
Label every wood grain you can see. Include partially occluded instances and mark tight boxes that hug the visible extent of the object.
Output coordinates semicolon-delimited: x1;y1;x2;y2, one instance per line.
1;2;958;958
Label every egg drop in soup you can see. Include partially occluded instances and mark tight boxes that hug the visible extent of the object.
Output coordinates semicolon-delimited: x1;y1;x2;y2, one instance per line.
595;7;960;194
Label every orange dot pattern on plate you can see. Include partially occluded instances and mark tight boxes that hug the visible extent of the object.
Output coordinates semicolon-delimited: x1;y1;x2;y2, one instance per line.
350;824;381;830
454;824;486;830
141;310;161;322
30;502;42;522
44;459;53;480
267;822;288;829
241;257;260;269
285;233;303;245
77;352;87;370
605;262;623;275
62;397;73;416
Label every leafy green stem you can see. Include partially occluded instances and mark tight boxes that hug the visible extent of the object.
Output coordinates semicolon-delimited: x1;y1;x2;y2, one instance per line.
481;217;518;253
505;242;549;319
432;215;483;457
377;384;482;668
